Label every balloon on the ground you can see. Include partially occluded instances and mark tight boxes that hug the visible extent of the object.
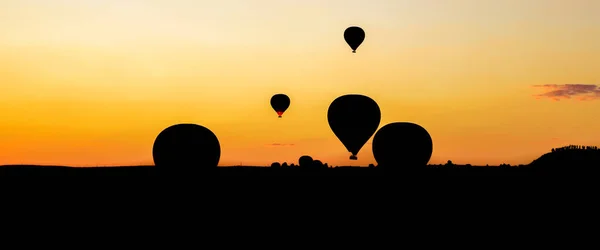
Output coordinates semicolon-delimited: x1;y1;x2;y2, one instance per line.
299;155;313;167
152;123;221;170
270;94;291;118
372;122;433;168
344;26;365;53
327;94;381;160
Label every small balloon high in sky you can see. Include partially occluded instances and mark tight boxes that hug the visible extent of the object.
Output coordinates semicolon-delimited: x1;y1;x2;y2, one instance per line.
270;94;290;118
344;26;365;53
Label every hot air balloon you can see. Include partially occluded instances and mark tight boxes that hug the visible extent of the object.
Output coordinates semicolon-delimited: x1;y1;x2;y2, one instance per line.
298;155;313;168
327;94;381;160
270;94;290;118
344;26;365;53
372;122;433;169
152;123;221;171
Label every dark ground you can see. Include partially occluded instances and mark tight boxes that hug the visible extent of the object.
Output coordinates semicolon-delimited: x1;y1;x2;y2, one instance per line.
3;146;596;177
0;164;592;177
2;164;597;212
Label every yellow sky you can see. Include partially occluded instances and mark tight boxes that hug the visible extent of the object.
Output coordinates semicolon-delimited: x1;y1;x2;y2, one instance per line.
1;0;599;166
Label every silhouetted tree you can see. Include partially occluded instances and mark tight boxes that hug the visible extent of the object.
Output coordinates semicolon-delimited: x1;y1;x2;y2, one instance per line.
445;160;454;167
552;145;599;153
290;163;296;168
281;162;288;168
271;162;281;168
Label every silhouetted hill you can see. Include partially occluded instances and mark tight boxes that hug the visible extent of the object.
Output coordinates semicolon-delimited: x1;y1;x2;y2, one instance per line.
530;145;600;171
5;144;600;178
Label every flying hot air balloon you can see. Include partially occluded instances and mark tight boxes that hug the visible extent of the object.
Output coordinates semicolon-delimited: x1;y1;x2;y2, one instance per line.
344;26;365;53
327;94;381;160
270;94;290;118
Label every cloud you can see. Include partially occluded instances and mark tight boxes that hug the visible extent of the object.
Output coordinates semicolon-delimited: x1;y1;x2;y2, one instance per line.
267;143;295;147
532;84;600;101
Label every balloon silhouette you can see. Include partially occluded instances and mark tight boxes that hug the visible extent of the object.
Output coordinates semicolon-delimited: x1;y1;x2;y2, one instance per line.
372;122;433;169
299;155;313;167
270;94;290;118
152;124;221;170
328;94;381;160
344;26;365;53
313;160;324;169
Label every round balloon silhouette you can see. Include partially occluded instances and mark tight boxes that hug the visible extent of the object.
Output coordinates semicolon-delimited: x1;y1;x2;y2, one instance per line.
372;122;433;169
344;26;365;53
270;94;290;118
299;155;313;167
313;160;324;169
328;94;381;160
152;124;221;170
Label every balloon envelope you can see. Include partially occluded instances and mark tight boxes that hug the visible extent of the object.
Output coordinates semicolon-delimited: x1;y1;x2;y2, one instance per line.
372;122;433;169
152;123;221;170
327;94;381;160
270;94;290;118
299;155;314;167
344;26;365;53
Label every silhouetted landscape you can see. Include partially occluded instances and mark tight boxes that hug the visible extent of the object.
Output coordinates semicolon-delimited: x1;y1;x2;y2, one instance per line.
1;145;598;176
2;20;598;178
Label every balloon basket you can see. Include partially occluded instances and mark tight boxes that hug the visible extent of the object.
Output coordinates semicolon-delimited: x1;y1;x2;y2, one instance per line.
349;155;358;160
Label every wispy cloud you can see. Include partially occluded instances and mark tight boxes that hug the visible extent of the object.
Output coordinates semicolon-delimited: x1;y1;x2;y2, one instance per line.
266;143;295;147
532;84;600;101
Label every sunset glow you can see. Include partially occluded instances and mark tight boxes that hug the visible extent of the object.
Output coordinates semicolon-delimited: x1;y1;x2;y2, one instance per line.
1;0;599;167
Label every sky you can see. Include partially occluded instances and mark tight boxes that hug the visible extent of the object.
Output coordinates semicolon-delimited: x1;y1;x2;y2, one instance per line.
1;0;599;167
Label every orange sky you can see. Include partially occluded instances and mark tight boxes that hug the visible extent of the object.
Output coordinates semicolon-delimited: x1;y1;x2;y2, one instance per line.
1;0;599;167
